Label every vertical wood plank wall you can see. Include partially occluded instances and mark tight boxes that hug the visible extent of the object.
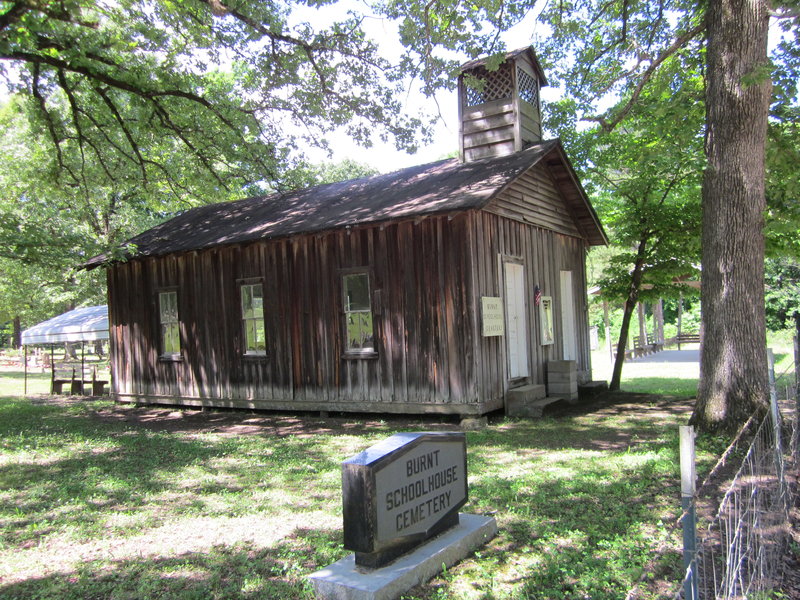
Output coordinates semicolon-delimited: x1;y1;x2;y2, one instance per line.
469;211;589;404
108;213;490;414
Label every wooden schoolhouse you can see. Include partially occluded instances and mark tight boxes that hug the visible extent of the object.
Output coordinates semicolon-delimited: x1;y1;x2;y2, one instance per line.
85;47;607;416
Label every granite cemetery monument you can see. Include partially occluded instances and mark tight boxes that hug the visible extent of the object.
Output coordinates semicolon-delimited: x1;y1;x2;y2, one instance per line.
309;431;498;600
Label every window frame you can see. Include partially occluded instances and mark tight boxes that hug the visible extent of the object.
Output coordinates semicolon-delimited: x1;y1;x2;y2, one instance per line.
340;268;377;359
156;288;182;361
239;280;267;357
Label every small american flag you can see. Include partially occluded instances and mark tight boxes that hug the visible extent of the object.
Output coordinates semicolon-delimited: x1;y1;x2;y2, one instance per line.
534;284;541;306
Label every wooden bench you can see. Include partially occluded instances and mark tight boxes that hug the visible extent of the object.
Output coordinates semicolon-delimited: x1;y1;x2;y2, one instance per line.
666;332;701;347
83;366;109;396
52;363;82;395
52;363;109;396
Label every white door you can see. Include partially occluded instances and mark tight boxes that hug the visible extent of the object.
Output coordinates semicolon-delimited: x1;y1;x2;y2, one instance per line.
504;262;529;378
560;270;577;360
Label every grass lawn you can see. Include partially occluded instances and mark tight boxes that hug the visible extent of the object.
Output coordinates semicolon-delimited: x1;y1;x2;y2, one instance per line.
591;344;700;397
0;365;729;600
591;331;797;399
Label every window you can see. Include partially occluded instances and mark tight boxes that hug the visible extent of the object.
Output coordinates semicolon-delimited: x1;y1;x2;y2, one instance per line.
342;272;374;354
241;283;266;355
517;66;539;107
158;291;180;356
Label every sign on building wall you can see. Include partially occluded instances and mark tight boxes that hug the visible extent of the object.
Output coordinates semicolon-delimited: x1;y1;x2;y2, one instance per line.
540;296;554;345
481;296;505;337
341;432;468;568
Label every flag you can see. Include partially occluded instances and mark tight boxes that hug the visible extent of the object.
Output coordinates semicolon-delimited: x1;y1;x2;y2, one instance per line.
534;284;541;306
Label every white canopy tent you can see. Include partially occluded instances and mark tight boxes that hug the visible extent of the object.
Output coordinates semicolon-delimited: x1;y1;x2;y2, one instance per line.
22;305;109;345
21;305;109;395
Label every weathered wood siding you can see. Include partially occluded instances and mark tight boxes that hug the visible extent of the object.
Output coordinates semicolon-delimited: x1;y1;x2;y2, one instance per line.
461;98;518;162
107;158;595;415
459;56;542;162
108;214;494;414
484;162;581;238
469;210;590;401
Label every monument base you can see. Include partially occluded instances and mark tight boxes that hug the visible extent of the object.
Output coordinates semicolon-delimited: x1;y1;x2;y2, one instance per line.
308;513;497;600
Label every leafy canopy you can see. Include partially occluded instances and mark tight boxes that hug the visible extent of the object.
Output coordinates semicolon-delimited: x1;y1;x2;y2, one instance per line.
0;0;429;197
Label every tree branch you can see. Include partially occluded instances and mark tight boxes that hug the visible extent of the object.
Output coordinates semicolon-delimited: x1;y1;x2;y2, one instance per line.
0;1;29;34
586;21;706;132
30;63;66;173
94;86;148;183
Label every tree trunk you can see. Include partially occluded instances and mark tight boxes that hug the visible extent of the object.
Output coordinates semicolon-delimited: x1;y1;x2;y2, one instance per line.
654;299;664;346
12;316;21;349
693;0;771;432
610;239;649;390
610;297;638;390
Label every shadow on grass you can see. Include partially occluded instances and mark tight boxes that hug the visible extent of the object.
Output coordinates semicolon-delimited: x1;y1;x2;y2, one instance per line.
467;393;693;457
0;398;344;548
0;528;344;600
450;466;684;600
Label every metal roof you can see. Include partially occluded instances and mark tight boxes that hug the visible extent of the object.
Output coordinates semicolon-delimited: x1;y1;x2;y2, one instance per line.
22;305;109;345
84;139;605;269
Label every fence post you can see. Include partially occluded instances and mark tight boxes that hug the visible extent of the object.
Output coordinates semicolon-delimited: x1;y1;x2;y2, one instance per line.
680;425;698;600
767;349;786;500
794;312;800;459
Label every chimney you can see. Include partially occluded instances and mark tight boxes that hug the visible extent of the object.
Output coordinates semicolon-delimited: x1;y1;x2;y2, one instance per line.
458;46;548;162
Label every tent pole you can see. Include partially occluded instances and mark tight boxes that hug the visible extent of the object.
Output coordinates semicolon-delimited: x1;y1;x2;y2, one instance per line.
50;344;55;394
81;340;85;396
24;345;28;396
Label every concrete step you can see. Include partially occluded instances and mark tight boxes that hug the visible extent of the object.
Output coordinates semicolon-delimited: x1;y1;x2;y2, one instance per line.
506;393;563;418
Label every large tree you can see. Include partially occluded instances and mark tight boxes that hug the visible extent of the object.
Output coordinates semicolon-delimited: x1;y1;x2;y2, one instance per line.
0;91;381;334
692;0;773;430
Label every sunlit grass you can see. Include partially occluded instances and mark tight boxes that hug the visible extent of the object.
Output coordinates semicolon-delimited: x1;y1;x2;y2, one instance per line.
591;344;700;397
592;329;797;398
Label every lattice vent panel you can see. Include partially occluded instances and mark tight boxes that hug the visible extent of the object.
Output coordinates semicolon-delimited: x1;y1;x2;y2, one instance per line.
517;67;539;107
464;65;514;107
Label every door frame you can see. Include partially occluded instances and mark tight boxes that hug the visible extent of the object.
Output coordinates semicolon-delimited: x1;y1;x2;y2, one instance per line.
502;256;530;382
560;270;577;361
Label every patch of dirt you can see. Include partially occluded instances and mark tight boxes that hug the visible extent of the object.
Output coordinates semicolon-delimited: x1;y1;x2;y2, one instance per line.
80;390;695;439
87;402;463;437
781;469;800;597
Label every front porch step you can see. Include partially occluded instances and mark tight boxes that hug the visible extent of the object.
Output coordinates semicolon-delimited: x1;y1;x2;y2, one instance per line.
506;385;564;418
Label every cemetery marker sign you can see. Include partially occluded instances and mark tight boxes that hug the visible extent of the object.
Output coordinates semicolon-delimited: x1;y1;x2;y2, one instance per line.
342;432;468;568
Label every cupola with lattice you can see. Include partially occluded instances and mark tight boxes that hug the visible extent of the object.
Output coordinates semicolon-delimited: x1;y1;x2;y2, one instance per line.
458;47;548;162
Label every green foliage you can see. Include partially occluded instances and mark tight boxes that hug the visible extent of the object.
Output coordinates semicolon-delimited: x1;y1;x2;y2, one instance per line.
766;117;800;258
579;50;704;304
300;158;379;186
764;257;800;331
0;0;427;193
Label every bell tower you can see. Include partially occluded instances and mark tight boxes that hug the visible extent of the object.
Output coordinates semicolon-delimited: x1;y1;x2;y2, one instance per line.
458;47;548;162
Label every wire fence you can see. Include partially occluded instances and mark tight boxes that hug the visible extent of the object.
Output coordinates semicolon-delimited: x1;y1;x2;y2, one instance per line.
670;351;798;600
